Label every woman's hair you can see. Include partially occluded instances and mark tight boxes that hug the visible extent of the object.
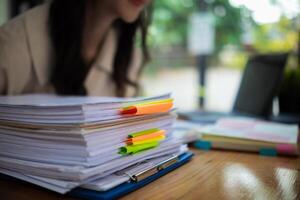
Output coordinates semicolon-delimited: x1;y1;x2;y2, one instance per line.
49;0;151;96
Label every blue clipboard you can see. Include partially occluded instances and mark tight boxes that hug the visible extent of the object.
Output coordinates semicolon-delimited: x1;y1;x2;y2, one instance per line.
69;152;194;200
0;152;193;199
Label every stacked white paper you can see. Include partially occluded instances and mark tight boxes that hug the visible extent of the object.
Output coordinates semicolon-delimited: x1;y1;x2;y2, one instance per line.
0;94;182;193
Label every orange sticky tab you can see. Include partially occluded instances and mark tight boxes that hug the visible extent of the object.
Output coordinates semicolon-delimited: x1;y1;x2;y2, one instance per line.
127;130;166;143
127;135;166;145
121;102;173;115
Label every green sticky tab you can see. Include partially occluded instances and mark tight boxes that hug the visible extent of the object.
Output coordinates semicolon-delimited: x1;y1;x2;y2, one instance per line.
129;128;160;138
119;141;159;155
199;86;205;98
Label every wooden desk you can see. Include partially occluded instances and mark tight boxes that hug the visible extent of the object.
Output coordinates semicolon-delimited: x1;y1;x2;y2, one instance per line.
1;149;299;200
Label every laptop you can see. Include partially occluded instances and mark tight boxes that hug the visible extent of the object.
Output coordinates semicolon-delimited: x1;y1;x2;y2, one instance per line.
179;53;289;123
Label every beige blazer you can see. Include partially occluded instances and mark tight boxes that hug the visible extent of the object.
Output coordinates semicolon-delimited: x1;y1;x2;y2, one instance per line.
0;4;142;96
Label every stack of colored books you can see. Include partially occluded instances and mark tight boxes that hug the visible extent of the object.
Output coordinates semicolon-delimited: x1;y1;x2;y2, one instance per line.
195;117;299;156
0;94;191;195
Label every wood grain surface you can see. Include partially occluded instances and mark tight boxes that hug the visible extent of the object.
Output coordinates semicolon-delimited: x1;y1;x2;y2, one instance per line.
0;148;299;200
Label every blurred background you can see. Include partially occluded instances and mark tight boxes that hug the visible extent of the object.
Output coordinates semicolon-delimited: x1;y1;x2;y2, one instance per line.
143;0;300;113
0;0;299;114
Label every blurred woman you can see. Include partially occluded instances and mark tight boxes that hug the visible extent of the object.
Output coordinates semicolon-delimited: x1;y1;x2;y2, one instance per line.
0;0;152;96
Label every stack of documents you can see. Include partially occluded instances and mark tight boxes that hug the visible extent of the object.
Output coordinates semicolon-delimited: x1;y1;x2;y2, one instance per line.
197;117;299;156
0;94;186;194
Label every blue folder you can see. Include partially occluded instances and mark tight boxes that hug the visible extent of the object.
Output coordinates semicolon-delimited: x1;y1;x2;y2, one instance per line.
0;152;193;199
69;152;194;200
